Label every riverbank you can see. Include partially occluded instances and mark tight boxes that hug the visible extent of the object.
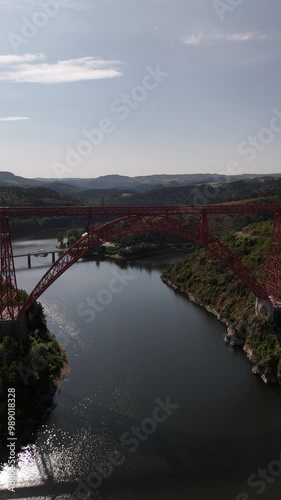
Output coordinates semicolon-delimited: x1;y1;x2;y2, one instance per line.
161;274;281;385
104;247;192;261
53;350;69;387
161;225;281;387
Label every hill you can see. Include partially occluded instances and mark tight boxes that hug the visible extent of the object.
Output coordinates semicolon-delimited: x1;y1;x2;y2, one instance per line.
76;176;281;207
1;171;281;194
0;186;79;206
0;186;81;238
0;171;41;188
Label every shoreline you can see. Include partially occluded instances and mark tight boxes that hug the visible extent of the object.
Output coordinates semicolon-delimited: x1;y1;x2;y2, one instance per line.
53;359;69;387
161;275;232;333
53;345;70;387
104;247;193;261
161;275;281;386
60;243;194;262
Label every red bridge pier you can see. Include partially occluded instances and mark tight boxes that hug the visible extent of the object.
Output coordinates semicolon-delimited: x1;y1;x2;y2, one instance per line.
0;216;27;344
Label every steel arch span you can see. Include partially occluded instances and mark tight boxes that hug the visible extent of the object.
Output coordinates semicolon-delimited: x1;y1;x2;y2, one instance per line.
18;214;270;318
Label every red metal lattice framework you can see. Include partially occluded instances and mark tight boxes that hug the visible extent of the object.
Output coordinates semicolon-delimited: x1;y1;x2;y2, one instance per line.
266;213;281;306
0;203;280;321
0;204;281;218
18;214;271;318
0;216;19;320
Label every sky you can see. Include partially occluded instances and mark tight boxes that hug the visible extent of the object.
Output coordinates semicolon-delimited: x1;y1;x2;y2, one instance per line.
0;0;281;179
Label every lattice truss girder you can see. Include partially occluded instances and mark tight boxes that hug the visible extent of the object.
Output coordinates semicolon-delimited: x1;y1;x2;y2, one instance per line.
19;214;271;318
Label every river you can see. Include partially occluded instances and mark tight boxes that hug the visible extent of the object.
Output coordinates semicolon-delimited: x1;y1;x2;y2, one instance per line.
1;238;281;500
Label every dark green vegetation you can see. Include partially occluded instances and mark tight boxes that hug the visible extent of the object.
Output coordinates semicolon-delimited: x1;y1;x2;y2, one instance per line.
0;185;79;206
162;218;281;385
95;176;281;207
59;228;192;258
113;232;191;258
0;292;66;460
2;173;281;209
0;186;82;237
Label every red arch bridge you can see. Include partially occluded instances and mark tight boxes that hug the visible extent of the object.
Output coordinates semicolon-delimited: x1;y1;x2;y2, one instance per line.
0;204;281;332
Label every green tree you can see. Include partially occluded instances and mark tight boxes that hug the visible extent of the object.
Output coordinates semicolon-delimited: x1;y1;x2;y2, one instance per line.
67;235;77;246
57;232;64;247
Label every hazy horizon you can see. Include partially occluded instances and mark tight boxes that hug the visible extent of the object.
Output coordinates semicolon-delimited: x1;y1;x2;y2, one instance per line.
2;170;280;181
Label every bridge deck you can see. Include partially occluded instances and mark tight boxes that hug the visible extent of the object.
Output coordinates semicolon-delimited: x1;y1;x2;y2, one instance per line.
1;204;281;218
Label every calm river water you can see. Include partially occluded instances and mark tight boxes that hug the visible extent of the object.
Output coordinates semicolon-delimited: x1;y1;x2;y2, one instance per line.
1;238;281;500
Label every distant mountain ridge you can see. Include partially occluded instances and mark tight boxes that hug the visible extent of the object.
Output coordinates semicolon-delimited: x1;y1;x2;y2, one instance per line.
4;176;281;208
1;171;280;194
0;171;40;187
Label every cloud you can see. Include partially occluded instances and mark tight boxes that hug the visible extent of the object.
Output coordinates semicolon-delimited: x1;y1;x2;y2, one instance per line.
0;0;40;10
182;32;270;47
0;55;124;84
0;53;46;65
0;116;31;121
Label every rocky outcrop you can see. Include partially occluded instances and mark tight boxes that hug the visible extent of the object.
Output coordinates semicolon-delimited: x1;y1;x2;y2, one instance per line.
261;371;278;385
225;327;246;347
243;344;258;364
